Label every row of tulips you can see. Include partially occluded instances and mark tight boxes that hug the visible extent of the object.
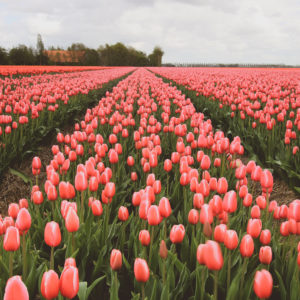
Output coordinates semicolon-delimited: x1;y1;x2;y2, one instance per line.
0;65;110;77
0;67;134;174
0;67;299;299
149;67;300;192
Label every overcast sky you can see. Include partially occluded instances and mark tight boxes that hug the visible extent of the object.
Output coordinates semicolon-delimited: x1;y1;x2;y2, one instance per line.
0;0;299;65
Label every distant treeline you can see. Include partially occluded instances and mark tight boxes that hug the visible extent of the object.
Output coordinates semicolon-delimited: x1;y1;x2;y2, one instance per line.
171;63;300;68
0;34;164;67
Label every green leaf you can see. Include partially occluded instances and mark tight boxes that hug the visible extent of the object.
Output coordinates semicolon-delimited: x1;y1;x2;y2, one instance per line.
150;278;158;300
86;275;106;299
161;282;170;300
78;282;88;300
275;270;287;300
9;168;32;184
226;270;241;300
110;271;120;300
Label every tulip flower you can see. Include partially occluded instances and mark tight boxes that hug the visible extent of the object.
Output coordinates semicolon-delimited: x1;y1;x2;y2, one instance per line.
222;190;237;213
3;226;20;276
224;230;238;250
59;266;79;299
240;234;254;257
170;224;185;243
118;206;129;222
110;249;122;270
188;209;199;225
253;269;273;298
139;230;151;247
147;205;161;226
204;240;223;270
213;224;227;243
41;270;60;300
259;246;272;265
260;229;271;245
247;218;262;238
8;203;19;219
158;197;172;218
44;221;61;269
134;258;150;282
91;199;103;216
200;204;213;224
4;276;29;300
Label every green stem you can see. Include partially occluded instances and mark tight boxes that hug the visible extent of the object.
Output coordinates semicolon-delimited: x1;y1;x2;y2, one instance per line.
164;218;167;241
214;270;218;300
80;191;84;222
9;251;13;277
141;282;145;300
149;226;154;266
72;232;75;255
240;258;248;298
227;250;231;292
167;173;169;197
162;258;166;285
22;234;27;279
201;267;205;300
50;246;54;269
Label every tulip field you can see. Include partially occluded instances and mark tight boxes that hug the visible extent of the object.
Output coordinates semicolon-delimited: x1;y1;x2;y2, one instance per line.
0;66;300;299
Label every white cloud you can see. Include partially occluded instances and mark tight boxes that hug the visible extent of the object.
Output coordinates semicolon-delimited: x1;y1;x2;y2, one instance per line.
0;0;299;65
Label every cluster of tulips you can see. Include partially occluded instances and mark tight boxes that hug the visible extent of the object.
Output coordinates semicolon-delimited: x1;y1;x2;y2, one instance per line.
0;67;134;174
0;67;299;299
150;67;300;191
0;65;109;76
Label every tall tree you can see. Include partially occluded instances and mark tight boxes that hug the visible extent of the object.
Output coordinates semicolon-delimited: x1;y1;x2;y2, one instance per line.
149;46;164;66
36;34;48;65
0;47;9;65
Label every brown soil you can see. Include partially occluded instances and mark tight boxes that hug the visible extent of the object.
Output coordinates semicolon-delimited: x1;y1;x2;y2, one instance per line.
0;137;298;216
0;124;74;216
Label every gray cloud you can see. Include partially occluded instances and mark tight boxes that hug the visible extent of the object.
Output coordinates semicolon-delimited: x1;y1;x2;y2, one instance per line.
0;0;299;64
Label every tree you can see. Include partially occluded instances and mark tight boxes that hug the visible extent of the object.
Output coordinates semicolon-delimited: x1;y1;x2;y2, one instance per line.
98;43;150;66
9;45;36;65
149;46;164;66
36;34;48;65
82;49;100;66
0;47;9;65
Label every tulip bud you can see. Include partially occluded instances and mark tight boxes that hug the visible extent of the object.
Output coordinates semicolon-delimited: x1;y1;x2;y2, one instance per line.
3;226;20;251
204;240;223;270
259;229;271;245
224;230;238;250
110;249;122;270
147;205;161;226
118;206;129;222
4;276;29;300
134;258;150;282
188;209;199;225
41;270;60;300
247;218;262;238
65;208;79;233
8;203;19;219
15;208;31;233
170;224;185;243
91;200;103;216
197;244;206;265
139;230;150;246
158;197;172;218
203;221;212;238
44;221;61;247
159;240;168;259
259;246;272;265
253;269;273;299
59;266;79;299
214;224;227;243
240;234;254;257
